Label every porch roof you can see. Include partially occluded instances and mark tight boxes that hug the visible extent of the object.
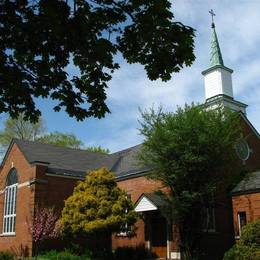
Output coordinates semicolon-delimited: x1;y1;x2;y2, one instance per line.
135;193;166;212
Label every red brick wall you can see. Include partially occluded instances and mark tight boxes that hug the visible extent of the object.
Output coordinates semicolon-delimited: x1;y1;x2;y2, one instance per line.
117;176;165;203
232;192;260;237
34;171;79;210
0;144;36;256
0;144;80;256
112;176;168;249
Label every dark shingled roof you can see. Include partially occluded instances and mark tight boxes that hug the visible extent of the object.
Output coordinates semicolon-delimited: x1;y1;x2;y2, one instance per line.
143;193;167;209
3;139;147;179
111;144;150;179
232;171;260;195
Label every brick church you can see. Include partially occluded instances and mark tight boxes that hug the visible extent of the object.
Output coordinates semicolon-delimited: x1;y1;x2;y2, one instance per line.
0;22;260;259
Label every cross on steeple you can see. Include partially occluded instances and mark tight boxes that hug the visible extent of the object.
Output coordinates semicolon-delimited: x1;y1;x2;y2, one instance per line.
209;9;216;28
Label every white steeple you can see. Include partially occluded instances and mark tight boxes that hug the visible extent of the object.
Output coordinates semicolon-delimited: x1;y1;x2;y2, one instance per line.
202;11;247;114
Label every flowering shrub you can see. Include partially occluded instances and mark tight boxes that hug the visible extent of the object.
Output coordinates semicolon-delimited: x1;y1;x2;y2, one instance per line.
30;206;60;255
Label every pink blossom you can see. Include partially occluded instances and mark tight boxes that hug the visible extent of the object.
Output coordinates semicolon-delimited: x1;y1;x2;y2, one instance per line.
31;206;60;244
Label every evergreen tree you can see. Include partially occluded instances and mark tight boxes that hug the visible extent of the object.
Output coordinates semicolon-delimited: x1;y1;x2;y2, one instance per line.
61;167;137;235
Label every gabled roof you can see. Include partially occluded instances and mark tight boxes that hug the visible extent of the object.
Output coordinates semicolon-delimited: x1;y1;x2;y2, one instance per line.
232;171;260;195
1;139;147;179
14;139;116;177
135;193;166;212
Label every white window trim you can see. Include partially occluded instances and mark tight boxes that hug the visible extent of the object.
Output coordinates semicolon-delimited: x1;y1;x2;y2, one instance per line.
2;183;18;235
237;211;247;238
117;194;133;237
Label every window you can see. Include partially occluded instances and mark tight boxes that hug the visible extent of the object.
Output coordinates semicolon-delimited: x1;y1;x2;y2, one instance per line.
202;207;216;232
3;168;18;235
238;211;247;236
117;193;133;236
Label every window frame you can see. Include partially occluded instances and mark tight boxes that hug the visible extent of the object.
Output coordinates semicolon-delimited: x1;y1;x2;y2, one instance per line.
2;169;18;236
202;207;216;233
237;211;247;237
116;193;133;237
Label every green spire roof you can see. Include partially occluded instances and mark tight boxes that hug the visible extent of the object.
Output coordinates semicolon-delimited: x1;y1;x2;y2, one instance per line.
209;23;224;67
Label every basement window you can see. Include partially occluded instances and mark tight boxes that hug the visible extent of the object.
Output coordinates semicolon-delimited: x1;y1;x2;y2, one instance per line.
3;168;18;235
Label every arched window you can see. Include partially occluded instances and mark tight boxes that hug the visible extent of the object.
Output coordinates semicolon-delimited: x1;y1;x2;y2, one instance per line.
3;168;18;234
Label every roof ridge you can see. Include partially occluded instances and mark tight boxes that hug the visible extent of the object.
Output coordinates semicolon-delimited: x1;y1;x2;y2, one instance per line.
111;143;142;155
13;138;110;157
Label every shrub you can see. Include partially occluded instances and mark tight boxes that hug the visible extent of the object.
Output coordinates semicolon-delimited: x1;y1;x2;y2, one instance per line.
38;250;89;260
224;219;260;260
113;245;155;260
38;250;59;259
61;168;137;235
0;251;14;260
224;244;260;260
240;219;260;246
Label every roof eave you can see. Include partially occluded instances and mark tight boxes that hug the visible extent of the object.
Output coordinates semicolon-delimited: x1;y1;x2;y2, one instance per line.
239;112;260;139
202;65;233;75
232;188;260;196
115;169;150;181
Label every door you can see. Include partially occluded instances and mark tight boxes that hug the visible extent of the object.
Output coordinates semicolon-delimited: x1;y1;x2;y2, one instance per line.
150;215;167;259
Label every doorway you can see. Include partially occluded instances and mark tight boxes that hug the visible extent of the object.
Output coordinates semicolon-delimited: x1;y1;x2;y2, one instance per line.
150;214;167;258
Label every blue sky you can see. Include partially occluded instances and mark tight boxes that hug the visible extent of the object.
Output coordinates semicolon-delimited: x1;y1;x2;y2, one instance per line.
2;0;260;153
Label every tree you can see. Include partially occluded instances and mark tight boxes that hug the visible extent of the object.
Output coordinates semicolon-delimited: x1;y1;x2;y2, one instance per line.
86;146;110;154
61;167;137;235
0;0;195;122
38;133;110;153
30;206;60;256
0;114;109;153
37;131;83;149
138;104;242;259
0;114;45;149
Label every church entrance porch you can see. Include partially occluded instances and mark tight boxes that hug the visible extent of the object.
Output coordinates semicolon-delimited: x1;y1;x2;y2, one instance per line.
135;193;180;260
